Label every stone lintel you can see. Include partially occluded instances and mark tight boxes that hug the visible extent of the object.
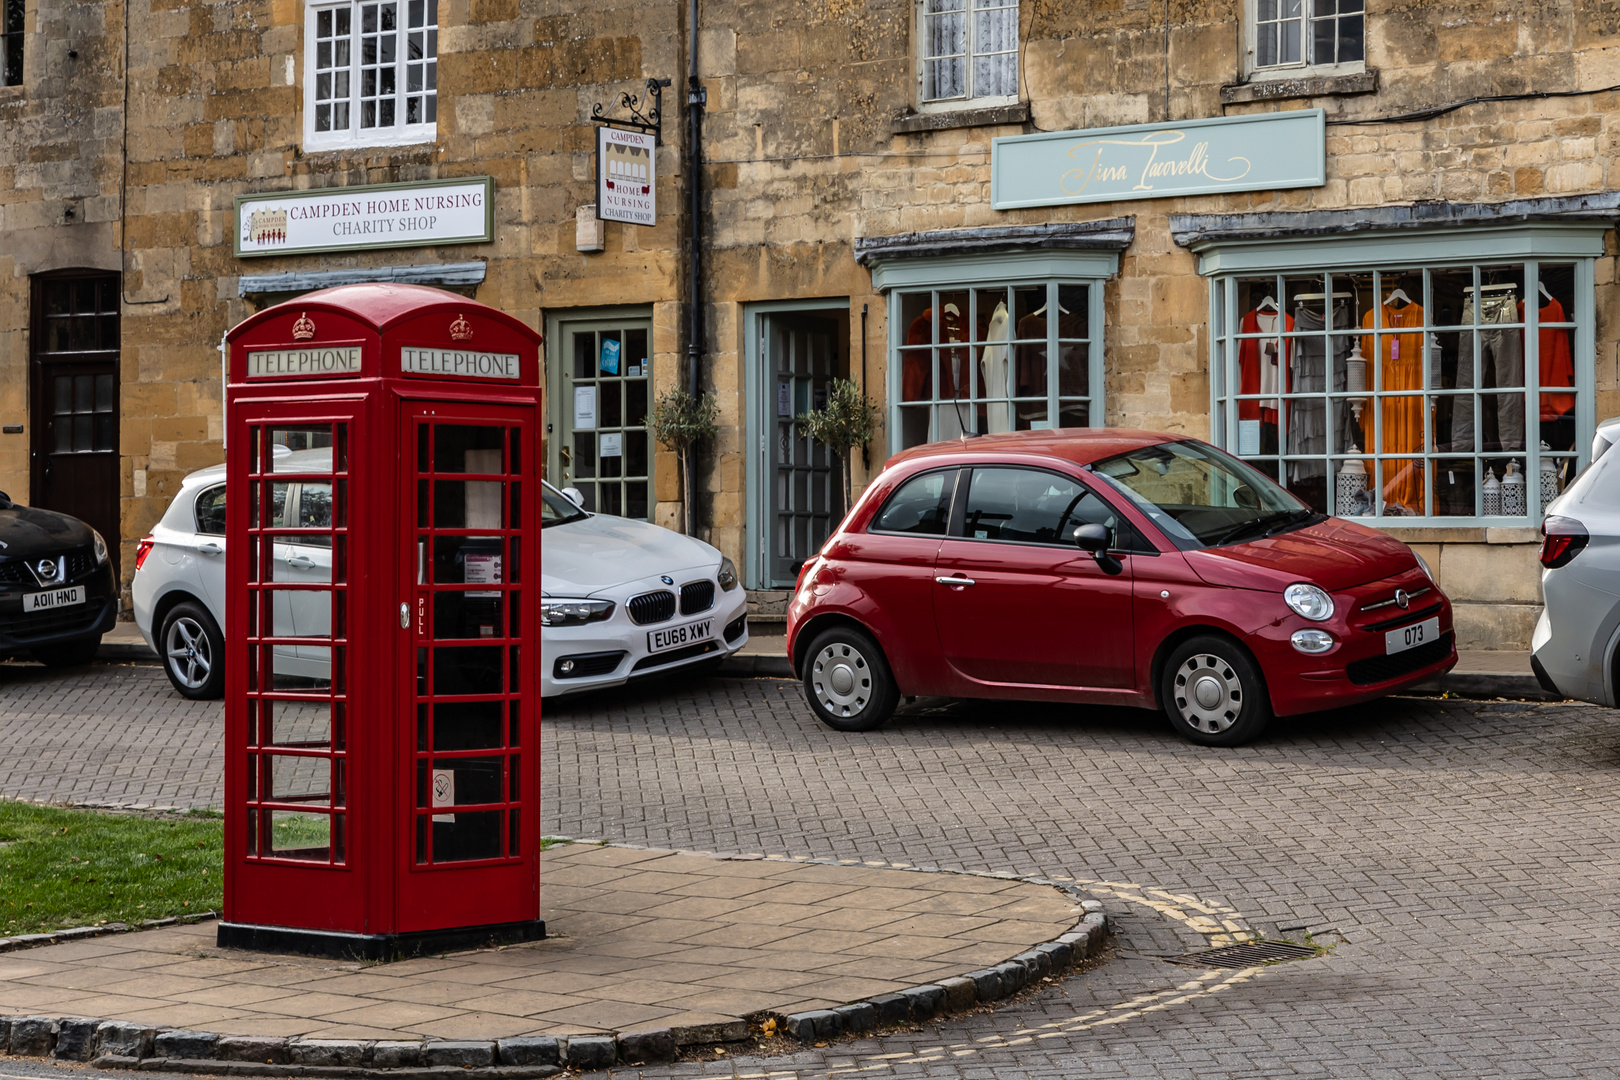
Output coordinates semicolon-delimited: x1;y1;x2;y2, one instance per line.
1220;69;1378;105
891;101;1031;135
854;219;1136;266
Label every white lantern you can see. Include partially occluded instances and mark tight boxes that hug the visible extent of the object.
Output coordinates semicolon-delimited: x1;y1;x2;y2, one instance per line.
1500;461;1526;517
1540;441;1561;512
1344;342;1369;426
1482;467;1500;516
1336;459;1369;516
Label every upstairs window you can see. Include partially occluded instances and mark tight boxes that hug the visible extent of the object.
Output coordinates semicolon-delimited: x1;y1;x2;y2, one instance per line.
1249;0;1364;77
304;0;437;151
2;0;22;87
919;0;1018;108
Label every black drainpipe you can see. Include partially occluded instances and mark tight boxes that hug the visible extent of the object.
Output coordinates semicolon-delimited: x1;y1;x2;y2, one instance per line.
685;0;704;397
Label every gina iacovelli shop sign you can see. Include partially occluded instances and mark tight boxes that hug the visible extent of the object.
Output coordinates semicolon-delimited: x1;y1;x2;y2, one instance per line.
234;178;494;257
990;109;1325;209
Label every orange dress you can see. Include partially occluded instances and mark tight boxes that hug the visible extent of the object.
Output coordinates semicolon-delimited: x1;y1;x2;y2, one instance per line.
1361;303;1426;513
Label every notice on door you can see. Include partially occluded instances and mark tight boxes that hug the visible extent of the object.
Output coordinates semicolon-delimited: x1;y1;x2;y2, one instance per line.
431;769;455;823
573;385;597;430
465;551;502;599
600;432;622;458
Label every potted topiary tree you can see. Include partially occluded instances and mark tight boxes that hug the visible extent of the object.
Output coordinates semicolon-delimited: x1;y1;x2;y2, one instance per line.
796;377;880;517
647;388;719;536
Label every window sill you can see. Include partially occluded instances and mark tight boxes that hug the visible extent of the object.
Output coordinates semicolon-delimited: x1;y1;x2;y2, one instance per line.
1365;524;1538;545
893;101;1030;135
1220;68;1377;105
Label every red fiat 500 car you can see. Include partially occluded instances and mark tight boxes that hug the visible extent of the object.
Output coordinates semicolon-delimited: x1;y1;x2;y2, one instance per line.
786;430;1457;746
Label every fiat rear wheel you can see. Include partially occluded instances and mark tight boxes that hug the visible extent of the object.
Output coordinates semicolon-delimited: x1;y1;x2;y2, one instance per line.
1161;635;1271;747
802;626;899;733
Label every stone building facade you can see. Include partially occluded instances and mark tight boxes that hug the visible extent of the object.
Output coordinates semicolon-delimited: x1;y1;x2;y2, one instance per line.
3;0;1619;650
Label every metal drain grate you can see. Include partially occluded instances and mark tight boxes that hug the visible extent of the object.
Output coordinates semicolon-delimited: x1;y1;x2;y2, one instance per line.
1166;940;1322;969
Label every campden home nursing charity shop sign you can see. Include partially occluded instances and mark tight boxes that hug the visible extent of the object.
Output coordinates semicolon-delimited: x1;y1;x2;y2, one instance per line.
596;126;657;226
234;178;495;258
990;109;1325;210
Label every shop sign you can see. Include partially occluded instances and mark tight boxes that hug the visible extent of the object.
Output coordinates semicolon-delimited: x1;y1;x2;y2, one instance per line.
246;345;363;378
401;346;521;380
234;178;495;258
596;126;657;226
991;109;1325;210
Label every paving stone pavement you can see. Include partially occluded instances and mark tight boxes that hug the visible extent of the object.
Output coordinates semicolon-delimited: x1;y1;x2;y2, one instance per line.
4;660;1620;1077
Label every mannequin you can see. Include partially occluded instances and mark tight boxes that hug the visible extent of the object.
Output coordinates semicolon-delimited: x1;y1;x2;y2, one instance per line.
1238;296;1292;454
904;304;971;439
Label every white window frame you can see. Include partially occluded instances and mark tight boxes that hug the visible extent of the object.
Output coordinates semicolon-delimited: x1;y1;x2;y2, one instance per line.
1244;0;1365;81
915;0;1019;113
303;0;437;152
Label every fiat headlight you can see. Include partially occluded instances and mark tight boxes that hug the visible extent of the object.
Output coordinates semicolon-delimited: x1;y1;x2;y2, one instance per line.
91;529;109;565
540;599;614;627
717;556;739;591
1283;583;1334;622
1412;550;1434;580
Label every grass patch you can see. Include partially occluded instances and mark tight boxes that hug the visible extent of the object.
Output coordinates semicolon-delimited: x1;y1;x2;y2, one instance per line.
0;801;223;937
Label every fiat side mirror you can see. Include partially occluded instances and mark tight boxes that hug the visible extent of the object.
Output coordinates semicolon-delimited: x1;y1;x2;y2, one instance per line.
1073;523;1110;553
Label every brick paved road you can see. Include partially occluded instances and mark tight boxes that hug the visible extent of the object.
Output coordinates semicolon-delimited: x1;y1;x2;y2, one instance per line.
4;660;1620;1077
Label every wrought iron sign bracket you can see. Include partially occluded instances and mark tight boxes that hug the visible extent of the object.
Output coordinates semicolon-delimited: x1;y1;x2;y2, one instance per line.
592;78;672;146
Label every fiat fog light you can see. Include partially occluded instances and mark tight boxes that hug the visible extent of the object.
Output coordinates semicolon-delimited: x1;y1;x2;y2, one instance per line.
541;599;614;627
1284;583;1335;622
1290;629;1335;654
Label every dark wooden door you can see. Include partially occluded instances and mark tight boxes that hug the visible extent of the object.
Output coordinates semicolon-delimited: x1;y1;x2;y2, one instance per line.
31;273;120;549
767;313;842;586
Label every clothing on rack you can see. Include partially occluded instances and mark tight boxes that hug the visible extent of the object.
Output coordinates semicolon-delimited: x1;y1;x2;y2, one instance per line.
1015;305;1084;428
1451;295;1524;453
1286;303;1357;511
1361;303;1427;513
1523;296;1575;422
980;302;1013;434
904;306;971;439
1238;309;1294;425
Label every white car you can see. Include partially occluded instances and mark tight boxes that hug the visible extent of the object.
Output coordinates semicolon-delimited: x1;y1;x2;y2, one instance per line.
540;481;749;697
133;447;334;699
133;459;749;699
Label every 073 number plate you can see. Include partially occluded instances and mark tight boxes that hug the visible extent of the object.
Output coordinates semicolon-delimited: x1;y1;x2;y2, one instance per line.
1385;616;1439;655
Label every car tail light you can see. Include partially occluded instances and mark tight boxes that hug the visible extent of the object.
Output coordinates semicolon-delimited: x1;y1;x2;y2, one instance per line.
1540;515;1588;569
135;536;154;571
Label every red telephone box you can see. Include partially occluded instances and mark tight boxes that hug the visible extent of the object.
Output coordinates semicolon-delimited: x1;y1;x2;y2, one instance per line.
218;284;544;957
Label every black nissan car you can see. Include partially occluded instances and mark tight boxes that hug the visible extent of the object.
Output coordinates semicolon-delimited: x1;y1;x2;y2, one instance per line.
0;493;117;666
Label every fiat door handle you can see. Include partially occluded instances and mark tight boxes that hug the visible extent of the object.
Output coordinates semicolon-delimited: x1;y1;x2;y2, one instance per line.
935;575;976;587
286;554;316;569
198;543;223;556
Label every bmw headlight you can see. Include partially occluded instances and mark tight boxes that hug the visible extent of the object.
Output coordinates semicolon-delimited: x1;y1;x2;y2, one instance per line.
1412;549;1434;580
91;529;109;565
717;556;739;592
540;599;614;627
1283;583;1335;622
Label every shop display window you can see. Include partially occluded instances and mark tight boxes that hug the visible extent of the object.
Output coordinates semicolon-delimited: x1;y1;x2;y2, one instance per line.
892;280;1100;451
1212;262;1587;522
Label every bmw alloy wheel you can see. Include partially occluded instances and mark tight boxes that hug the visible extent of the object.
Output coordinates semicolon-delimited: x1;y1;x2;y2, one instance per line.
165;614;214;691
1171;652;1243;734
811;641;872;719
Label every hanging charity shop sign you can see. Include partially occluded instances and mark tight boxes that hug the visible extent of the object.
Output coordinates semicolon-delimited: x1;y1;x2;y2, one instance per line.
234;177;494;258
990;109;1325;210
596;126;657;226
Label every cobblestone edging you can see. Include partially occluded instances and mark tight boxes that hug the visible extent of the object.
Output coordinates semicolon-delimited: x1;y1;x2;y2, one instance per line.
0;912;218;954
0;845;1110;1074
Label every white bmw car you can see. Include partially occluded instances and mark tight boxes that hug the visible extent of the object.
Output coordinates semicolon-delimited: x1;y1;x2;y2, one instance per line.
541;481;749;697
132;460;749;699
